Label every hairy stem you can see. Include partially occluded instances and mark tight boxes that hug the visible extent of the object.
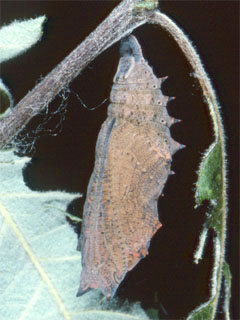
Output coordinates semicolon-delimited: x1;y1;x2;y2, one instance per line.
0;0;148;149
149;11;227;318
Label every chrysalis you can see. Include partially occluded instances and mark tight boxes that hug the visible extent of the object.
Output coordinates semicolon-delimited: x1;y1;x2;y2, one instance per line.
77;35;183;299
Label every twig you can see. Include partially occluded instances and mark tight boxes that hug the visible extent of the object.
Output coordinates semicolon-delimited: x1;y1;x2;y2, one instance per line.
0;0;149;149
149;11;227;319
149;11;222;140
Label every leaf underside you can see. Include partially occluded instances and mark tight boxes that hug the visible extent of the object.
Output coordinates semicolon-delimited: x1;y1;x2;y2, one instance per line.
0;150;149;320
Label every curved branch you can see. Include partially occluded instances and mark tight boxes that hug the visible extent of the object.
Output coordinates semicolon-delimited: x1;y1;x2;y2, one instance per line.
149;11;228;319
149;11;223;140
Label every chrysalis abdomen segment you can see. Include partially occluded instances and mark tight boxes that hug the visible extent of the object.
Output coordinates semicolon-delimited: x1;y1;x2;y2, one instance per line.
78;35;181;299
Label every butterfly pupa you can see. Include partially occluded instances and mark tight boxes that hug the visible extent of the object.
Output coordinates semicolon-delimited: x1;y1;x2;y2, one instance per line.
77;35;183;299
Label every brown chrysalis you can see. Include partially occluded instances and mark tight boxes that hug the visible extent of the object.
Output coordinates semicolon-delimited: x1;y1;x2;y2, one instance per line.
77;35;183;299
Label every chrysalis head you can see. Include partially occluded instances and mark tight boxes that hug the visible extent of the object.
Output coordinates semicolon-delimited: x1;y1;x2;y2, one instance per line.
114;35;158;87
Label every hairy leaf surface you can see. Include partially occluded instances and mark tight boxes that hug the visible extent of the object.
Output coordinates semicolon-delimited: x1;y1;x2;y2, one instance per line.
0;16;46;63
0;150;149;320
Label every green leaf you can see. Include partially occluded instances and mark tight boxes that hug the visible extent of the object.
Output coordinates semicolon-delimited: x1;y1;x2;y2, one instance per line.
196;142;222;206
0;16;46;64
0;150;149;320
195;142;223;235
187;304;214;320
0;78;13;115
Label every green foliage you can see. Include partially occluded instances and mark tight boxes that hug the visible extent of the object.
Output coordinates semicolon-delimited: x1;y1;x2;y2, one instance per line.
195;142;224;235
187;305;214;320
196;142;222;205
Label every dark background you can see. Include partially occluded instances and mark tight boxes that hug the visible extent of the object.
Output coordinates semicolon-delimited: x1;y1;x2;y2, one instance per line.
1;1;239;319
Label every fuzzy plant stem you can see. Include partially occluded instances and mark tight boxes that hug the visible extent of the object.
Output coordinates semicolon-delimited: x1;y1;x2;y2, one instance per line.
149;11;227;319
0;0;149;149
